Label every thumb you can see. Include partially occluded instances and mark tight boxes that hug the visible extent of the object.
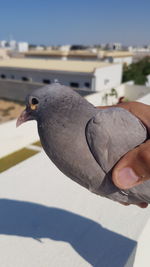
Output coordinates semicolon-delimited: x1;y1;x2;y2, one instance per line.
112;140;150;190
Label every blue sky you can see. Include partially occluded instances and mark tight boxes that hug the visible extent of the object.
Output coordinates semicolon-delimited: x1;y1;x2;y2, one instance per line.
0;0;150;46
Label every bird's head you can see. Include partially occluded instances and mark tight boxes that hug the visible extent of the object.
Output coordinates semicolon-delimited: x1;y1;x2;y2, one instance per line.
16;83;81;127
16;84;58;127
16;94;40;127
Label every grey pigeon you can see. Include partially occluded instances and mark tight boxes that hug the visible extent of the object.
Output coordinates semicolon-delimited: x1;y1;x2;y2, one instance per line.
17;83;150;204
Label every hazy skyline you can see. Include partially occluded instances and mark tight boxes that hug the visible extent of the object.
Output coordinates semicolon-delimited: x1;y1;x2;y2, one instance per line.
0;0;150;46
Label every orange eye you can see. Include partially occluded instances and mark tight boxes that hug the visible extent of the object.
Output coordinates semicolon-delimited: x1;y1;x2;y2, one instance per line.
30;103;38;110
30;97;39;110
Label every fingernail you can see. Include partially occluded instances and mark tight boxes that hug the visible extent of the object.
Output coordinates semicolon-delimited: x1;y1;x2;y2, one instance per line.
117;167;139;188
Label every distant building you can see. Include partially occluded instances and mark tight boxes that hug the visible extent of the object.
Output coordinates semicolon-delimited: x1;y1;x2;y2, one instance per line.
17;42;29;53
98;51;133;65
0;40;7;48
9;40;17;50
129;46;150;53
24;49;132;65
35;46;45;51
24;49;98;61
0;49;9;59
129;46;150;62
0;58;122;91
0;39;29;53
59;45;71;52
112;43;122;50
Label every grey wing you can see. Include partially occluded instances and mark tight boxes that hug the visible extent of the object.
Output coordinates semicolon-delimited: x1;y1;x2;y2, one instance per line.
86;107;147;174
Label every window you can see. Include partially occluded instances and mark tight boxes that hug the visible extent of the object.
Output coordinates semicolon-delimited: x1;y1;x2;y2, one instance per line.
43;79;51;84
84;82;90;88
70;82;79;88
1;74;6;79
22;77;29;82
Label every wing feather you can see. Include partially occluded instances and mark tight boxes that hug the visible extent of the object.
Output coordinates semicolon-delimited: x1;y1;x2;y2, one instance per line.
86;107;147;173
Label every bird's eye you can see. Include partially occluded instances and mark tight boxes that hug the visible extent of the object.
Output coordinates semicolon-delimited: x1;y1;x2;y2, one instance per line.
31;98;39;105
30;97;39;110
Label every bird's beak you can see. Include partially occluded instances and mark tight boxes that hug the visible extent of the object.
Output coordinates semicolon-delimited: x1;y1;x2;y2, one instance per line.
16;109;33;127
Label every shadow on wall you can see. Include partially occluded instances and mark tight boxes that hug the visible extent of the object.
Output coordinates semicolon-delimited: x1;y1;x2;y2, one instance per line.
0;199;136;267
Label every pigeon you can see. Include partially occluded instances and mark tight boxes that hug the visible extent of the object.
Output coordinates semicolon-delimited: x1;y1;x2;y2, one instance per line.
17;83;150;204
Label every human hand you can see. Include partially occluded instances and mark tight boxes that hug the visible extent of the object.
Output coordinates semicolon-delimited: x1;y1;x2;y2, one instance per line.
97;101;150;208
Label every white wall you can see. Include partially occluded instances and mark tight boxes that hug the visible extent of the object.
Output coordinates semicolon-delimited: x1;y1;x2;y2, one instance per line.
113;56;133;65
0;68;92;90
17;42;29;53
146;74;150;87
0;64;122;92
115;83;150;102
85;88;119;106
94;64;122;92
85;92;104;106
0;63;123;93
126;85;150;100
137;93;150;105
87;82;150;107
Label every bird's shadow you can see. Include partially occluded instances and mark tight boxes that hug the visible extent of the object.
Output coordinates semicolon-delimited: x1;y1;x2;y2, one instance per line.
0;199;136;267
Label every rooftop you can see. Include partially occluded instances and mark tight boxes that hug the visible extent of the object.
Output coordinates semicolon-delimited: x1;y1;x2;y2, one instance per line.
0;147;150;267
0;58;111;73
25;49;133;59
98;51;133;58
25;49;97;57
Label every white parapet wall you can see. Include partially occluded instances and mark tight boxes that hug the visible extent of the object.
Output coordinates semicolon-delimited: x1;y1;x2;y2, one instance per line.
116;83;150;102
113;56;133;65
146;74;150;87
85;88;119;107
86;82;150;107
85;92;104;106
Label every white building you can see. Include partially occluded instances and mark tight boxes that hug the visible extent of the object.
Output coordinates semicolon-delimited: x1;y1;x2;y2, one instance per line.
112;42;122;50
0;49;9;59
0;58;122;92
9;40;17;50
0;40;7;48
24;50;133;65
129;46;150;53
59;45;71;52
17;42;29;53
98;51;133;65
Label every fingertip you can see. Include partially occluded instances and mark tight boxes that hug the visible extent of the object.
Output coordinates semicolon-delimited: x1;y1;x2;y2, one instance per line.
138;202;148;208
112;167;140;189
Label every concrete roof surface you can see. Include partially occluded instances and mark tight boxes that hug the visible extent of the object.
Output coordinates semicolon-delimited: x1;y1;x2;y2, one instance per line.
137;92;150;105
0;58;111;73
25;50;133;58
0;151;150;267
0;119;38;158
25;49;97;57
98;51;133;58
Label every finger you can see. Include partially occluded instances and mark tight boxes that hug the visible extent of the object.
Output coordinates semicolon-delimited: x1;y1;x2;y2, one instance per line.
112;140;150;189
119;201;130;206
121;102;150;132
119;201;148;208
136;202;148;208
